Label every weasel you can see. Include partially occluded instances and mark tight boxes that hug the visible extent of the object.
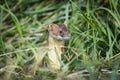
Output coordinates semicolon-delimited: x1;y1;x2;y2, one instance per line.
33;22;71;72
47;22;71;71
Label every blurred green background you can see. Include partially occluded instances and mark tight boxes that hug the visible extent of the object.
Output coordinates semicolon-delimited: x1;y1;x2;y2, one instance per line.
0;0;120;80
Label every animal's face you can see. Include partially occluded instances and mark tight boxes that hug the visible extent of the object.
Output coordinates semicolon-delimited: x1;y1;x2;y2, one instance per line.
48;23;71;40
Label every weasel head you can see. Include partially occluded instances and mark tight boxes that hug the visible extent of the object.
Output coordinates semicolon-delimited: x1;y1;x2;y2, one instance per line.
48;22;71;40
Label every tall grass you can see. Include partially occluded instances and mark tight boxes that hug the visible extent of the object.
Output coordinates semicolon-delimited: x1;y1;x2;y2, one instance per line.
0;0;120;80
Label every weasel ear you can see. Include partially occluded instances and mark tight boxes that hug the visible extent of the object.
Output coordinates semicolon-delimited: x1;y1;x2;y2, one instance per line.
63;21;67;26
48;23;57;32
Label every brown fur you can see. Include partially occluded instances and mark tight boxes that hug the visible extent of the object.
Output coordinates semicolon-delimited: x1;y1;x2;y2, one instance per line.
32;22;70;73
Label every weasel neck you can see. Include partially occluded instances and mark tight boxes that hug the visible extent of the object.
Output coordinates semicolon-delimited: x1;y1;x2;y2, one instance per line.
48;36;64;57
47;36;64;70
48;36;64;48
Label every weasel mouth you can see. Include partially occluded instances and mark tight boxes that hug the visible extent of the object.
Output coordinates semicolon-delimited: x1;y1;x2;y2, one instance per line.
52;35;71;40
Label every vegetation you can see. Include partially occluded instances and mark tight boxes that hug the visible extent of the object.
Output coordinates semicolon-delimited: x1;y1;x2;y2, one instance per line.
0;0;120;80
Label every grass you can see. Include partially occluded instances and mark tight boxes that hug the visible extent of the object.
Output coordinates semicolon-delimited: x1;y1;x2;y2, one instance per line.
0;0;120;80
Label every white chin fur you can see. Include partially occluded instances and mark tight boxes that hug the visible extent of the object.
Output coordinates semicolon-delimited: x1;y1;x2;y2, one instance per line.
52;35;70;40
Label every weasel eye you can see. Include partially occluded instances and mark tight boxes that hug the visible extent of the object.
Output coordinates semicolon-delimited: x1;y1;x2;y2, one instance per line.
60;31;63;34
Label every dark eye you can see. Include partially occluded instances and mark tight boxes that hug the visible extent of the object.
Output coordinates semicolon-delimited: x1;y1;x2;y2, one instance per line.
60;31;63;34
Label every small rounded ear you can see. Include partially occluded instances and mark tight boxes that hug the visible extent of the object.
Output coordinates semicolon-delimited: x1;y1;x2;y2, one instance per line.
63;21;67;26
48;24;55;32
48;24;58;32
